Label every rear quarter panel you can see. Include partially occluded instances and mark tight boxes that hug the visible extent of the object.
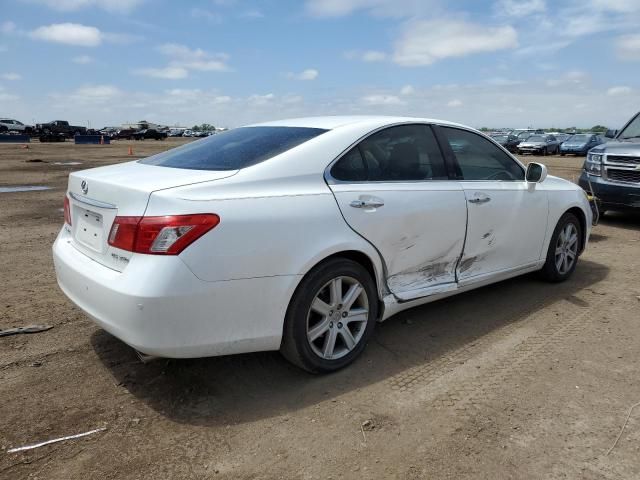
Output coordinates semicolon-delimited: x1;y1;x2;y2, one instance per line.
145;174;387;295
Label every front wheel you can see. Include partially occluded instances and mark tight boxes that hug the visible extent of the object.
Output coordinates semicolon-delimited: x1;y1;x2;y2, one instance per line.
280;258;378;373
539;212;582;282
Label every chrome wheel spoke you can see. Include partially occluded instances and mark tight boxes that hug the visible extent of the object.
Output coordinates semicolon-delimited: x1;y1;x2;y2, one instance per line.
567;233;578;249
556;254;564;272
341;283;363;311
339;327;356;350
322;327;338;358
311;297;331;316
308;318;331;342
329;278;342;307
345;308;368;325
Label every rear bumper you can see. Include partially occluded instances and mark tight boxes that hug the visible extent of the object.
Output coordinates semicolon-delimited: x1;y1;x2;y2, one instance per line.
560;146;586;155
578;172;640;209
52;228;300;358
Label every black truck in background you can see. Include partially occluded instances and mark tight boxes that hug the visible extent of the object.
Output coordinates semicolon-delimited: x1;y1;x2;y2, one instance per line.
34;120;88;139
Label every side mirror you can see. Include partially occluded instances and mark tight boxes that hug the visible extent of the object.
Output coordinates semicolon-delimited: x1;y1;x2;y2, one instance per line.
605;129;617;139
526;162;547;183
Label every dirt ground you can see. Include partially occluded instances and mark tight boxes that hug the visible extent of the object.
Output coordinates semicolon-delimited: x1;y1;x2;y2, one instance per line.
1;138;639;479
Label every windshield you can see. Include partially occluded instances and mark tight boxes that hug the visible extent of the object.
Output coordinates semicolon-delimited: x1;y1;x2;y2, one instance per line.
492;135;508;142
517;131;532;139
527;135;545;142
618;113;640;140
140;126;328;171
569;134;589;142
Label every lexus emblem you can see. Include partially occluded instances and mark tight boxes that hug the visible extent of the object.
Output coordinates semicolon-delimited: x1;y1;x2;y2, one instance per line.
80;180;88;194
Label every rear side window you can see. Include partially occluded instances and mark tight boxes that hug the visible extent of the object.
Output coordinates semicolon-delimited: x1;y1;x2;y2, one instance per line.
140;126;327;171
441;127;524;181
331;124;448;182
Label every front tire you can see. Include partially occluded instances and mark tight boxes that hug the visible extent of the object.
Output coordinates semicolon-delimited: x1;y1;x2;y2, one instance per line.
539;212;582;282
280;258;378;373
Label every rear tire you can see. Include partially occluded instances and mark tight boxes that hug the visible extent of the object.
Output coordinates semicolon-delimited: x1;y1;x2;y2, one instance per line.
280;258;378;373
539;212;582;282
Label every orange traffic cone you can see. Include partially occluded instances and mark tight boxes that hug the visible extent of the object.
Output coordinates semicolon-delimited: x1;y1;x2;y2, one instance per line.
128;146;133;156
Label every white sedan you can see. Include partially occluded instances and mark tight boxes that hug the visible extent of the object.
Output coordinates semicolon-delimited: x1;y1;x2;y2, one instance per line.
53;116;592;372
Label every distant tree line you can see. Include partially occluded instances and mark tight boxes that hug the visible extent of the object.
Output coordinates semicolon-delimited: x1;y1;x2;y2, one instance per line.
191;123;216;132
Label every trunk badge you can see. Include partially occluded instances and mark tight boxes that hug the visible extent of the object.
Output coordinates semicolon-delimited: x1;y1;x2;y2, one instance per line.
81;180;88;194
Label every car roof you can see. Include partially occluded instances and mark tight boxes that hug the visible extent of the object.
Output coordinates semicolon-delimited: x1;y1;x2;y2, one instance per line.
246;115;467;131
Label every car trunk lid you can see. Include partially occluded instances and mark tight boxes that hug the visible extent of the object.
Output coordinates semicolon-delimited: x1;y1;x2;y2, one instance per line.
66;161;237;271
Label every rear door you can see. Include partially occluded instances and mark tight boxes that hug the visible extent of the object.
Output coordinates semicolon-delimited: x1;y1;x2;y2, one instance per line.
436;125;549;283
327;124;467;301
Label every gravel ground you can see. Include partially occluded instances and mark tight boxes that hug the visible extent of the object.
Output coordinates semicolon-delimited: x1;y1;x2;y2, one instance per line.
1;139;639;479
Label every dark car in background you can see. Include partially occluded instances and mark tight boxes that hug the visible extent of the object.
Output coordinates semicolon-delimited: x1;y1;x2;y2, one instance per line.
559;133;603;156
490;134;521;153
579;112;640;212
517;134;560;155
131;128;168;140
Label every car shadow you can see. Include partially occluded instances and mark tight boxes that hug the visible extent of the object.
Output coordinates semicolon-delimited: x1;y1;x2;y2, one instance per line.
599;210;640;231
92;259;609;427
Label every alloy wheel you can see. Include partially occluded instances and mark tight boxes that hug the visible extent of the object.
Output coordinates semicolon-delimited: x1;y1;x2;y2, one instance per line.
306;276;369;360
555;223;579;274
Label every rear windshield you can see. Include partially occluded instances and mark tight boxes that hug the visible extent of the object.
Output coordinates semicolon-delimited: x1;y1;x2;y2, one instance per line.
140;126;328;171
569;134;588;141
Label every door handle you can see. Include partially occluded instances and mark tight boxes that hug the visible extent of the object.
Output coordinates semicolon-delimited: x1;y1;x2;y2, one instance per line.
350;199;384;208
468;197;491;204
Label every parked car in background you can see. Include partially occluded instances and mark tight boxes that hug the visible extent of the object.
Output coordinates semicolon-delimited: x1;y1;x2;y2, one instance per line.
490;134;521;153
517;134;560;155
579;112;640;212
35;120;86;138
0;124;8;134
168;129;184;137
0;118;33;134
559;134;603;156
53;115;591;373
553;133;571;144
132;128;168;140
111;128;138;140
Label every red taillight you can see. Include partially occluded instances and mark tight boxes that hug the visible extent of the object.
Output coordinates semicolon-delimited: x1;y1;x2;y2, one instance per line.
108;214;220;255
64;196;72;226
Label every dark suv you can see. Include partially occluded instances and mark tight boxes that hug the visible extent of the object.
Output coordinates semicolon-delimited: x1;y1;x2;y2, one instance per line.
578;111;640;212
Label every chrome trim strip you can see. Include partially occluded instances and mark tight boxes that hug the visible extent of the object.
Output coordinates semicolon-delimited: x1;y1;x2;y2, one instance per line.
69;192;117;210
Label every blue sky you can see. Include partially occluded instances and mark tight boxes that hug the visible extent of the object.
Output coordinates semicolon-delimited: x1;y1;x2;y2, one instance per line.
1;0;639;128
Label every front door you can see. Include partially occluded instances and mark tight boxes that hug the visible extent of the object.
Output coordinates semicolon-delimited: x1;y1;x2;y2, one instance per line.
437;125;549;282
327;124;467;300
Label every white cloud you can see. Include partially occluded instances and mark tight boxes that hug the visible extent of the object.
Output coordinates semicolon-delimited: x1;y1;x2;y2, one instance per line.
494;0;545;17
616;34;640;60
248;93;275;106
393;20;518;66
362;50;387;62
306;0;438;18
30;23;102;46
158;43;231;72
1;72;21;80
607;86;632;96
447;99;463;107
1;21;17;34
72;54;94;64
191;8;223;23
361;94;405;106
134;66;189;79
400;85;415;95
590;0;640;13
286;69;319;80
545;70;589;87
22;0;144;13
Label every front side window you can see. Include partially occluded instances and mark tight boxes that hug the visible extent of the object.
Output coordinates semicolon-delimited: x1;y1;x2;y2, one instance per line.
141;126;327;171
331;124;448;182
441;127;525;181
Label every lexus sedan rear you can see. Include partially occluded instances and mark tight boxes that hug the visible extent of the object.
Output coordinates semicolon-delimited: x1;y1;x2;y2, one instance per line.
53;116;591;372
